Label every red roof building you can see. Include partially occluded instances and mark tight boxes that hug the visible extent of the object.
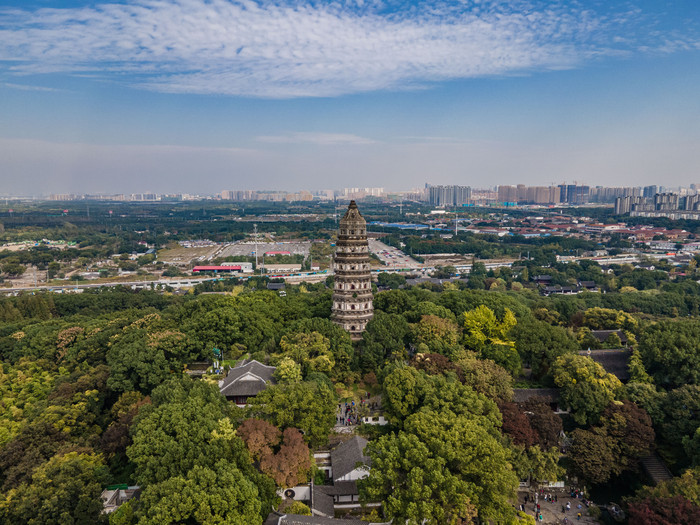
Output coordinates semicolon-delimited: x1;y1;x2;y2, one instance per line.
192;265;242;272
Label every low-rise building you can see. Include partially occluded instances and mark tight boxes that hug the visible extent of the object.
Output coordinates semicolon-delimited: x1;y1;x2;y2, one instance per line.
219;360;276;406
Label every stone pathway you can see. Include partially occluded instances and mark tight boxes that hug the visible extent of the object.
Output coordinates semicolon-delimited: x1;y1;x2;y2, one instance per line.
518;491;600;524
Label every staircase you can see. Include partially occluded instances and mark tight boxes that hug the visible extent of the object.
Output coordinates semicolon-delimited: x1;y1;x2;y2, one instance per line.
640;454;673;485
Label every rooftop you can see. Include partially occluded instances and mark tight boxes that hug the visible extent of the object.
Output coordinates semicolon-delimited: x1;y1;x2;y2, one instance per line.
219;359;276;397
331;436;371;482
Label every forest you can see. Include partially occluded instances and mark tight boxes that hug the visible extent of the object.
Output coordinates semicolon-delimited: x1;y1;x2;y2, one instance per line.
1;261;700;523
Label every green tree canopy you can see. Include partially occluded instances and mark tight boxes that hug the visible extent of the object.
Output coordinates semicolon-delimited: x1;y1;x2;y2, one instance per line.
411;314;461;358
245;381;336;448
360;409;518;524
511;316;579;381
136;461;264;525
552;354;622;425
462;306;521;376
0;451;109;525
639;320;700;389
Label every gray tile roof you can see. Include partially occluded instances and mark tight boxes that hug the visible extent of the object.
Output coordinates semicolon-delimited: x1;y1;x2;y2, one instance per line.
311;485;335;518
331;436;370;482
219;359;276;397
315;481;359;497
579;348;632;381
275;515;369;525
589;330;628;344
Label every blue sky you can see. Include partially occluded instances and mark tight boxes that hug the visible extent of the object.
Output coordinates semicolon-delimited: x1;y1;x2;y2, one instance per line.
1;0;699;195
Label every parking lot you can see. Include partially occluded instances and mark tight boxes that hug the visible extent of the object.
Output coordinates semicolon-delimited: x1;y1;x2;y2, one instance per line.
217;241;312;258
368;239;421;269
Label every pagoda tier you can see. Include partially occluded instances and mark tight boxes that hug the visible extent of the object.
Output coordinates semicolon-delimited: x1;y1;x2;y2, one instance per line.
331;201;374;339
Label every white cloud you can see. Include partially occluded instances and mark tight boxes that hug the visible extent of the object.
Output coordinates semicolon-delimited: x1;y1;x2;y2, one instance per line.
0;0;660;97
256;132;376;144
3;82;60;92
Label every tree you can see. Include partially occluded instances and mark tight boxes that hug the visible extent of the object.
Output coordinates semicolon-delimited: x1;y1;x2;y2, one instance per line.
237;419;310;487
285;318;354;379
277;331;334;376
360;409;518;524
410;352;458;377
411;314;461;358
639;320;700;388
627;495;700;525
2;262;26;277
462;306;520;376
629;349;654;384
598;401;655;472
552;354;622;425
499;402;539;447
631;466;700;506
521;399;563;449
373;289;411;314
47;261;61;279
107;328;198;394
127;378;275;522
287;501;311;515
0;421;71;491
404;301;457;324
136;461;264;525
360;312;410;371
658;385;700;452
626;382;665;424
100;391;151;456
0;359;57;448
568;428;616;484
511;317;579;381
259;428;311;487
381;366;501;431
273;357;302;384
377;272;406;290
510;446;563;486
246;381;337;448
0;451;109;525
237;418;281;462
456;354;514;404
582;307;637;331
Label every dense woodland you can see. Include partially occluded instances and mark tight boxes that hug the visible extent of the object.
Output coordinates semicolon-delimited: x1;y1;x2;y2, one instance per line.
2;204;700;523
1;265;700;523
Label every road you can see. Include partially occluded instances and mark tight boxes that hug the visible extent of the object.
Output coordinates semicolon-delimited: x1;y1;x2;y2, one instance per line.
0;252;663;295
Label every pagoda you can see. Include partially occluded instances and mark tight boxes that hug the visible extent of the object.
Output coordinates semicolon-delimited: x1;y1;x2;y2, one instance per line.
331;201;374;339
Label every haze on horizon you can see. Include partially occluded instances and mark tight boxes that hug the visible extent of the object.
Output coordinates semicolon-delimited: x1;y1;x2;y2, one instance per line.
1;0;699;195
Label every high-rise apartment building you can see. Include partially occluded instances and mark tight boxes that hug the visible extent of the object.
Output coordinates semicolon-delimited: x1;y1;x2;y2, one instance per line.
428;185;471;206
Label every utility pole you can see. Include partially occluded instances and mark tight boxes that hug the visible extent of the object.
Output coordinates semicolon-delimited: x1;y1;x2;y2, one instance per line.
253;223;259;273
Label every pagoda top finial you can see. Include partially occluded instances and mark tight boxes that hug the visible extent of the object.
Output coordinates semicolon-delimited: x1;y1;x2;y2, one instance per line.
341;200;365;224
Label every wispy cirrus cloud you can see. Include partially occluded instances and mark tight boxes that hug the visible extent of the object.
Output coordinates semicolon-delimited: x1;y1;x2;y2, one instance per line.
256;132;376;145
0;1;694;98
3;82;60;92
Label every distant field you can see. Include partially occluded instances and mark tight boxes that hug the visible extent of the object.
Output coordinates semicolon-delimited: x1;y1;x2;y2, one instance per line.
218;241;311;258
158;245;221;265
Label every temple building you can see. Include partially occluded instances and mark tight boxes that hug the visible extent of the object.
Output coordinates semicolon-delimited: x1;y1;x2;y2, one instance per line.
331;201;374;339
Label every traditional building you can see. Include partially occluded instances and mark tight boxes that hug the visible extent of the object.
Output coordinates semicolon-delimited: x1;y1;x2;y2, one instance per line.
332;201;374;339
219;359;276;406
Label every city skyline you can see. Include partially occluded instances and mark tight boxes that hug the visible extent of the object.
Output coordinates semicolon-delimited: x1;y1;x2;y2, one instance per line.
1;1;700;194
